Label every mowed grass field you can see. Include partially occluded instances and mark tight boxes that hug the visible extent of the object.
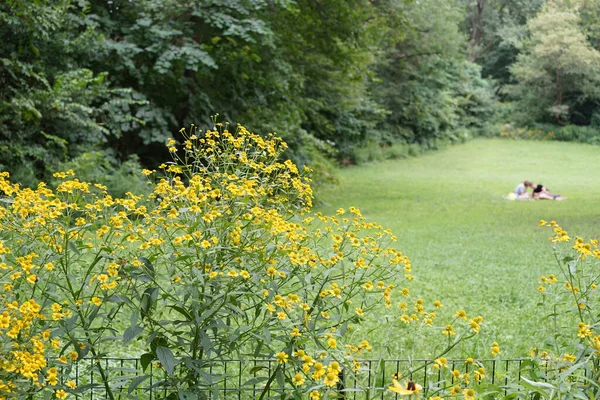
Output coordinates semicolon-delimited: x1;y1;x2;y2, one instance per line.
316;138;600;358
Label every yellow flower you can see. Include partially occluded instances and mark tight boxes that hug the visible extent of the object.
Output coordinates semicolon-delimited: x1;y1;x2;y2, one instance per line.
292;373;304;386
388;380;422;396
66;381;77;389
275;351;288;364
563;353;576;363
91;296;102;306
454;309;467;320
475;367;486;382
433;357;447;369
323;372;339;387
312;362;326;379
442;324;456;336
358;340;372;351
464;388;476;400
56;389;68;399
309;391;321;399
491;342;501;355
327;338;337;348
451;369;460;381
328;361;341;373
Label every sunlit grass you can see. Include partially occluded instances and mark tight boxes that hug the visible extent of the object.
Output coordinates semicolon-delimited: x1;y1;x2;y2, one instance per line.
316;138;600;358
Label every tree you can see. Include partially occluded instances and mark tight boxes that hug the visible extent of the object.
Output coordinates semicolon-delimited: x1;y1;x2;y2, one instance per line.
372;0;496;146
0;0;146;185
463;0;545;83
580;0;600;50
507;5;600;124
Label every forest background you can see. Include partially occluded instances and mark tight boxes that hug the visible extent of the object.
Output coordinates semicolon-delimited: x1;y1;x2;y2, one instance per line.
2;0;600;192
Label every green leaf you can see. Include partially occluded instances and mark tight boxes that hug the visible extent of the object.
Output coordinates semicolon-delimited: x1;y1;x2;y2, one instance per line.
141;286;158;317
123;324;144;345
138;256;155;278
253;340;263;357
520;377;556;394
140;353;154;372
156;346;176;375
178;391;199;400
263;327;271;344
68;240;81;256
248;366;266;375
169;305;192;321
106;294;129;304
243;377;269;386
275;367;285;389
128;374;150;394
200;331;213;354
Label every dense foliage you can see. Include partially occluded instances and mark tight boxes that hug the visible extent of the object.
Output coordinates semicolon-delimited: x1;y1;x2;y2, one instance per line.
1;0;501;187
3;0;599;185
465;0;600;134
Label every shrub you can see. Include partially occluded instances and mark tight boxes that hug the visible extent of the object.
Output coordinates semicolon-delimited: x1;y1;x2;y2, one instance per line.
0;123;482;398
352;142;385;164
382;143;410;160
499;123;600;145
54;151;151;198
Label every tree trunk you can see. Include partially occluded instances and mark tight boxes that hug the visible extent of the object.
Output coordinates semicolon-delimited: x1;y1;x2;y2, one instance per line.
468;0;486;61
554;65;565;125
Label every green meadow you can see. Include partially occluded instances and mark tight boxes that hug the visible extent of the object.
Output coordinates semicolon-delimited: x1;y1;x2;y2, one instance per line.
317;138;600;359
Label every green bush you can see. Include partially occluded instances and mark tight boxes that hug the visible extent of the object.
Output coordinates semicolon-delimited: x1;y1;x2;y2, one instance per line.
499;123;600;145
553;125;600;144
382;143;410;160
54;151;151;198
352;142;385;164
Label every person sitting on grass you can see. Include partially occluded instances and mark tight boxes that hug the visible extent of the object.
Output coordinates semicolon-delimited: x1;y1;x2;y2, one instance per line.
533;184;565;200
514;180;535;199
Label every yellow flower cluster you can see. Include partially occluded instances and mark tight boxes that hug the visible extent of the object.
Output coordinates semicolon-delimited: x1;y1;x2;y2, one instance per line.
0;166;145;397
0;298;66;397
0;123;485;398
500;125;556;141
533;221;600;391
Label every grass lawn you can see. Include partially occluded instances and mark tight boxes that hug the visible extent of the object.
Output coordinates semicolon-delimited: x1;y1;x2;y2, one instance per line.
316;138;600;359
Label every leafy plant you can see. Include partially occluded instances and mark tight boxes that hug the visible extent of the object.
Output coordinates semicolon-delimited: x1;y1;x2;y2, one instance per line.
0;124;483;398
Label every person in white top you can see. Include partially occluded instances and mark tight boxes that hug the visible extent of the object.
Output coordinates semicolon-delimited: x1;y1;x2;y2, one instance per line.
514;180;535;199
